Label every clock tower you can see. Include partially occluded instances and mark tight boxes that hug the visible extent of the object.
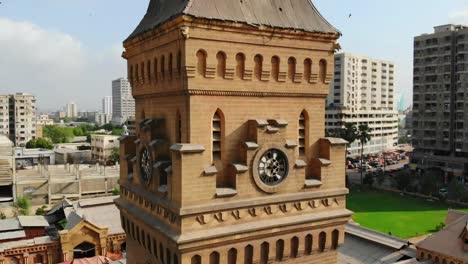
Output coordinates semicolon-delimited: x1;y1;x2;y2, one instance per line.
116;1;352;263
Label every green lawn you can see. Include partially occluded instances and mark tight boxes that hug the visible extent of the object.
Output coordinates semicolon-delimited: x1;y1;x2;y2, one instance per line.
347;190;468;239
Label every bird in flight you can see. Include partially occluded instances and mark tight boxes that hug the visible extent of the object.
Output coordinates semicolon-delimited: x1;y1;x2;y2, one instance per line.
349;13;352;18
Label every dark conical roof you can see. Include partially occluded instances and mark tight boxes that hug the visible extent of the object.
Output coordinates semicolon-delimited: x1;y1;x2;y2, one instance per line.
126;0;339;42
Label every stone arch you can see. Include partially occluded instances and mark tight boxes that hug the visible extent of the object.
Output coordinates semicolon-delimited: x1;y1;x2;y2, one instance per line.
254;54;263;81
288;57;297;82
319;59;327;83
290;236;299;258
271;56;280;82
319;231;326;252
191;255;201;264
216;51;227;78
197;49;207;77
332;229;339;250
73;241;96;259
244;245;254;264
304;58;312;82
260;242;269;264
304;234;313;255
235;53;245;79
435;256;440;263
276;239;284;261
209;251;220;264
228;248;237;264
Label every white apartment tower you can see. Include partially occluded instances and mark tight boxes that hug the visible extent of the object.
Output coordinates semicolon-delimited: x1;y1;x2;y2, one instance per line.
0;93;37;146
111;78;135;124
65;102;78;118
326;53;399;156
102;96;113;116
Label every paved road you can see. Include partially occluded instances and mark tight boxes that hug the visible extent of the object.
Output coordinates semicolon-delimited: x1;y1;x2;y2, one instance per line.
347;160;410;185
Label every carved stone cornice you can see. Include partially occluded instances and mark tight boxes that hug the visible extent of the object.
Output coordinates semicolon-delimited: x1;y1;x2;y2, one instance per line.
134;89;328;99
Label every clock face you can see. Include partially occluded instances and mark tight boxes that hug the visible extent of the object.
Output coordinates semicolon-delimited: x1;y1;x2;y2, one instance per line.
139;147;152;184
258;149;288;186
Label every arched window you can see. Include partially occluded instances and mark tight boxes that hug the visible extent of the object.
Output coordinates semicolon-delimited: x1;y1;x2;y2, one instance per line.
166;248;172;264
319;59;327;83
129;65;133;84
130;222;135;239
332;230;339;250
153;238;158;257
135;64;140;82
159;243;164;262
212;110;223;162
191;255;201;264
290;236;299;258
428;254;432;260
420;252;424;260
177;111;182;143
197;50;207;77
228;248;237;264
174;254;179;264
442;259;447;264
216;52;226;78
177;50;182;75
254;54;263;81
288;57;297;82
141;62;145;82
153;58;158;82
304;58;312;82
299;111;308;156
434;257;440;264
271;56;280;82
147;60;151;82
160;55;166;80
146;234;151;251
244;245;253;264
209;251;220;264
319;232;326;252
169;53;174;79
276;239;284;261
260;242;269;264
305;234;313;255
236;53;245;79
141;230;145;246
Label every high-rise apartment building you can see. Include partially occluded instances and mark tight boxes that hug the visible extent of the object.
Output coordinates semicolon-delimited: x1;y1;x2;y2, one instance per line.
102;96;113;116
112;78;135;124
117;1;350;263
412;24;468;181
0;93;37;146
65;102;78;118
326;53;399;156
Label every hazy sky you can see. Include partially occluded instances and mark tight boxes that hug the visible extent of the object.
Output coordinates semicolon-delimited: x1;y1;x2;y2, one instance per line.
1;0;468;111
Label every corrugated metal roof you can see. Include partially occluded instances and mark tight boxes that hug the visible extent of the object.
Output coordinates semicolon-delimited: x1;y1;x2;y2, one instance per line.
126;0;339;42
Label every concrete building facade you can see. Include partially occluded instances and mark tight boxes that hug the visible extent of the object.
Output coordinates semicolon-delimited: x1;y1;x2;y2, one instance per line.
102;96;113;116
91;134;119;162
65;102;78;119
0;93;37;146
116;1;351;264
95;112;112;126
326;53;399;156
0;95;9;136
112;78;135;125
412;24;468;181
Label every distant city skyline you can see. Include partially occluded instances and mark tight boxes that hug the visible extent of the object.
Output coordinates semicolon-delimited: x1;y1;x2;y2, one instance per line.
1;0;468;110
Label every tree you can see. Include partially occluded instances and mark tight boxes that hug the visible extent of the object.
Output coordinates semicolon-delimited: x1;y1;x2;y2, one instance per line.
421;169;443;195
110;147;120;163
35;205;48;216
448;179;465;201
395;171;411;191
26;139;37;149
43;126;74;143
357;124;372;185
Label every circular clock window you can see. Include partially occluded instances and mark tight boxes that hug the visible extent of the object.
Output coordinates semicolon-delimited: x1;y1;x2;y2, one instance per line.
257;149;289;186
139;147;152;184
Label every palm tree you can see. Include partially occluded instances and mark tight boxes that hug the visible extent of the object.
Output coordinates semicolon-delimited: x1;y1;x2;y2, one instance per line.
341;122;358;154
357;124;372;185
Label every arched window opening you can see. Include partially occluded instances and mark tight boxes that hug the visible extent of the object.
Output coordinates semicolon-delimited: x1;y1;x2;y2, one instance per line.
153;58;158;82
319;59;327;83
428;254;432;260
260;242;269;264
244;245;254;264
299;111;308;156
332;230;339;250
160;55;166;80
288;57;297;82
177;50;182;74
174;254;179;264
228;248;237;264
216;52;227;78
442;260;447;264
420;252;425;260
177;111;182;143
146;234;151;251
254;55;263;81
276;239;284;261
291;236;299;258
305;234;313;255
153;238;158;257
147;60;151;82
236;53;245;80
319;232;327;252
141;62;145;82
130;222;135;239
141;230;145;246
271;56;280;82
135;64;140;82
129;65;133;84
209;251;220;264
136;226;140;243
191;255;202;264
197;50;207;77
169;53;174;79
212;110;223;162
166;248;172;264
304;58;312;82
73;242;96;259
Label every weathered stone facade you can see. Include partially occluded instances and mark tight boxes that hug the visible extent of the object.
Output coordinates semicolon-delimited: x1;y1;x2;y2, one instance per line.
116;1;351;263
